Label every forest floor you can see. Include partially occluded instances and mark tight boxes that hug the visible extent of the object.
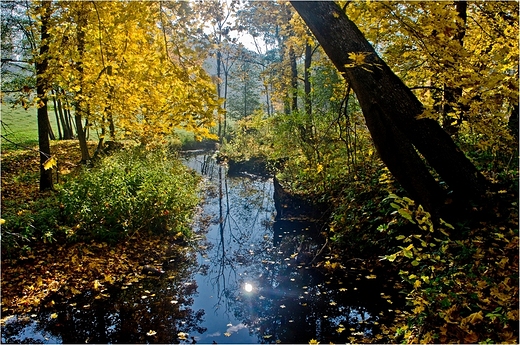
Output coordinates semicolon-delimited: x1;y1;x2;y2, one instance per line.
1;141;185;315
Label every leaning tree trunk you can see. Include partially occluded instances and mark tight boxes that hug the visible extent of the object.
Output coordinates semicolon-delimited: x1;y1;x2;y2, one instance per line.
36;0;53;191
290;1;489;214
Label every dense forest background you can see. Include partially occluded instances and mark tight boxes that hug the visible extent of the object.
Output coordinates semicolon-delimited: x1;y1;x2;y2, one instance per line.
1;1;518;343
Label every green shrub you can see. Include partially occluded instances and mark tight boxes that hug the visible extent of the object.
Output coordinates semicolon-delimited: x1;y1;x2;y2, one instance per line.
59;147;200;243
1;196;61;255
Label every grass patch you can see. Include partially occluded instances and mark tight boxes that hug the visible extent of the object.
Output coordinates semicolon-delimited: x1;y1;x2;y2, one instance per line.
1;103;101;151
1;105;52;150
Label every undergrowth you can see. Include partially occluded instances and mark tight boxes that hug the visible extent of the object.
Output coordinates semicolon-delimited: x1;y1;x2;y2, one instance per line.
1;144;200;253
378;194;519;344
58;147;200;243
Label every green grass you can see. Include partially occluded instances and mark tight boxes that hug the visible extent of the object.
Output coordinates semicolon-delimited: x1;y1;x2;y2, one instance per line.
1;104;60;151
1;103;104;151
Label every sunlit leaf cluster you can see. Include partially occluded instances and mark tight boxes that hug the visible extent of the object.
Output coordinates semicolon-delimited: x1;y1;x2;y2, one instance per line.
345;1;519;167
380;194;519;343
32;1;221;144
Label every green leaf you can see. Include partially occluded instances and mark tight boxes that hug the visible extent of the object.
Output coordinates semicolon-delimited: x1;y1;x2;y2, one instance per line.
398;209;416;223
390;202;401;210
403;249;414;259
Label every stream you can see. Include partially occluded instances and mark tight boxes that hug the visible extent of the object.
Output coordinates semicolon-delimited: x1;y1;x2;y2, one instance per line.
1;152;402;344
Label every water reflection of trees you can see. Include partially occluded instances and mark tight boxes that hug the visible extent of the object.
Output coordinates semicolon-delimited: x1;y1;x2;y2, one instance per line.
229;229;402;344
188;153;403;344
194;153;275;316
1;247;205;344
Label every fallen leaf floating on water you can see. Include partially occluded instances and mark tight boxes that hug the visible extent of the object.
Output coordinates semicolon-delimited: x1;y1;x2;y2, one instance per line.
93;280;102;290
146;330;157;336
337;327;346;333
308;339;319;344
177;332;188;340
224;332;231;337
50;313;58;319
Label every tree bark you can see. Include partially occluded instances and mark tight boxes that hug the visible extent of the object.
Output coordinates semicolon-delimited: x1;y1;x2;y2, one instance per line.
36;0;53;191
217;48;223;142
74;7;91;163
290;1;489;213
442;1;467;136
51;90;63;140
289;46;298;112
304;42;312;117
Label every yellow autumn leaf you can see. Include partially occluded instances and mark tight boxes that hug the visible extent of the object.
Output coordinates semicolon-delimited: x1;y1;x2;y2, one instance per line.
348;52;369;65
224;332;231;337
50;313;58;319
104;274;115;284
308;339;320;345
507;309;519;321
43;156;57;170
93;280;102;290
462;311;484;325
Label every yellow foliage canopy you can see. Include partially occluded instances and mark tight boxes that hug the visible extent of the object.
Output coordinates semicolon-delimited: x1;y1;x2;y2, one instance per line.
42;1;221;144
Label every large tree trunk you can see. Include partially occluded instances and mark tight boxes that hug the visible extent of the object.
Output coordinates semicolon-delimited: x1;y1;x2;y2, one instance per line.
36;0;53;191
290;1;489;213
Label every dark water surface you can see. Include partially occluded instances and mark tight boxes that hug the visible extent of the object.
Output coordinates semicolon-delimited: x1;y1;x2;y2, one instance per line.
1;152;401;344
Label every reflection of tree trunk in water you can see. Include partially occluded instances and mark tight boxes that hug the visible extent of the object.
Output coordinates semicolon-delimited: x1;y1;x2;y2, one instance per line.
216;164;226;306
214;163;236;312
95;306;107;343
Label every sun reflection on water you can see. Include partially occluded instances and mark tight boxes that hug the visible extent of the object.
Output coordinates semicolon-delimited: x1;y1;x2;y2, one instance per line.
244;283;253;292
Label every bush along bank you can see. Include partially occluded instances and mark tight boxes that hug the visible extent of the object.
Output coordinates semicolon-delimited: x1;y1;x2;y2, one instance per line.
1;143;202;315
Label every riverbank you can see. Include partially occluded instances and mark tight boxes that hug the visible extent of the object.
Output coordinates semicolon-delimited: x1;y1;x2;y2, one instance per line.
218;152;519;343
1;141;198;314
